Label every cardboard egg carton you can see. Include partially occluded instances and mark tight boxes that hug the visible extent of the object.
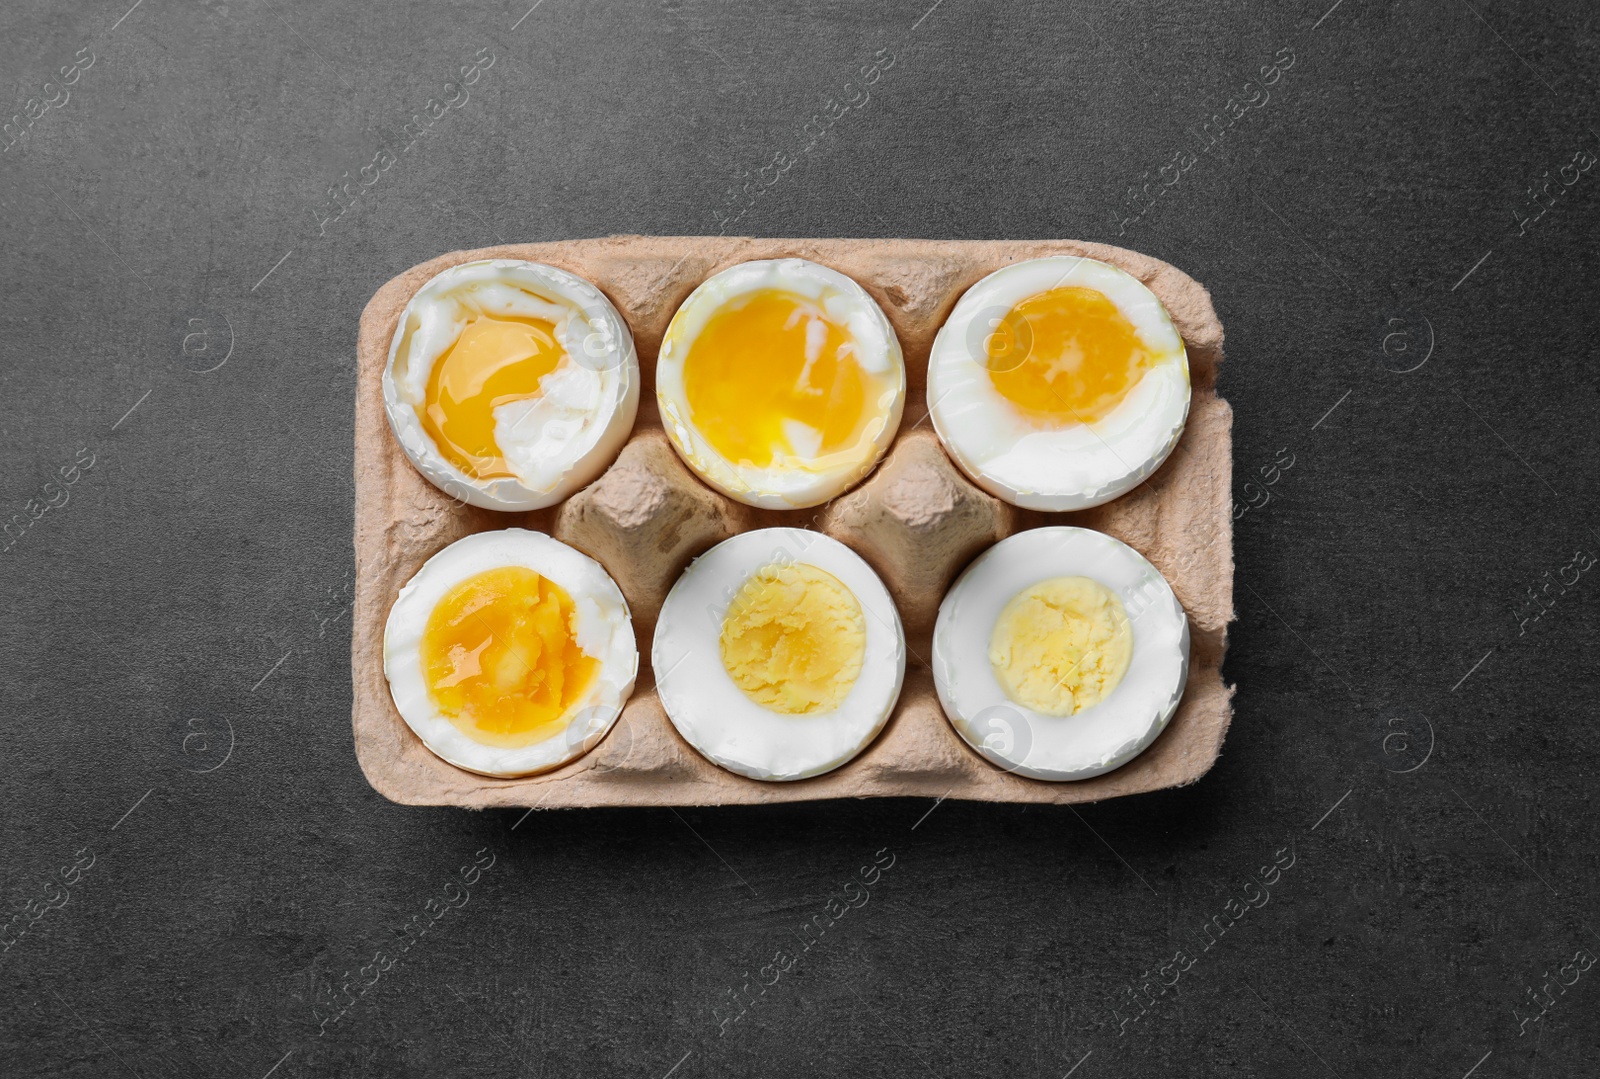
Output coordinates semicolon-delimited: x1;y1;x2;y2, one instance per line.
352;236;1233;807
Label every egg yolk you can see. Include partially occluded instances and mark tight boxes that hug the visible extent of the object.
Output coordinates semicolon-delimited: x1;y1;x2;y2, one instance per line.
986;287;1155;426
719;562;867;715
989;575;1132;717
682;289;874;469
420;566;599;748
422;314;567;478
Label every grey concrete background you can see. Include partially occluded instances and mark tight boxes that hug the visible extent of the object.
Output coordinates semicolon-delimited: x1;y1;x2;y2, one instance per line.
3;0;1598;1076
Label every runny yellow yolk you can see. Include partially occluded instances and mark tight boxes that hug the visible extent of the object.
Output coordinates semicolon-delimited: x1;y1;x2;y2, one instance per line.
986;286;1155;426
422;314;566;478
420;566;599;748
989;576;1133;717
682;289;872;468
719;562;867;715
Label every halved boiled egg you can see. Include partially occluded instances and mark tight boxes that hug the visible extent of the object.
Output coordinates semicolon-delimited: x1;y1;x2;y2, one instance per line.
384;259;639;510
656;259;905;509
652;528;905;781
383;529;638;777
932;527;1188;781
927;256;1189;510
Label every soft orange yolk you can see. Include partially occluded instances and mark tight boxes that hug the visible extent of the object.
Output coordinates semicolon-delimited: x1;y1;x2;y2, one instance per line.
986;287;1154;425
682;289;871;468
420;566;599;749
422;314;566;478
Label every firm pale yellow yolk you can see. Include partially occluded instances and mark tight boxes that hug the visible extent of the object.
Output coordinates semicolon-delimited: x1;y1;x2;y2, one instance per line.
987;287;1154;425
989;575;1133;717
682;290;871;468
719;562;867;715
420;566;599;748
422;314;566;479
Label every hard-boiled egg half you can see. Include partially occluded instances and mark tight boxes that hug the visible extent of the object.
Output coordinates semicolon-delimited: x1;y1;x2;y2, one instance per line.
384;529;638;777
653;528;905;781
384;259;639;510
932;527;1188;781
656;259;905;509
927;256;1189;510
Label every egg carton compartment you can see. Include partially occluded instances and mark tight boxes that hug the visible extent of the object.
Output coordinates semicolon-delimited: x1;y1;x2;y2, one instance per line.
352;236;1233;808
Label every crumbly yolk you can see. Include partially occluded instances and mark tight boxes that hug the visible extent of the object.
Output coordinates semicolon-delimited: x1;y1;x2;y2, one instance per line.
719;562;867;715
422;314;566;478
987;286;1154;425
989;575;1132;717
420;566;599;748
682;289;873;468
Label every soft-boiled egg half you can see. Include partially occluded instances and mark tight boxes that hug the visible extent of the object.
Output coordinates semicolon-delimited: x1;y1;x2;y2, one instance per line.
384;529;638;777
653;528;905;781
927;256;1189;511
932;527;1188;781
384;259;639;510
657;259;905;509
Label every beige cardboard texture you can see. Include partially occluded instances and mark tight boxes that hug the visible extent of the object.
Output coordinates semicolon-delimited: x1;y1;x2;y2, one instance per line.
352;236;1234;808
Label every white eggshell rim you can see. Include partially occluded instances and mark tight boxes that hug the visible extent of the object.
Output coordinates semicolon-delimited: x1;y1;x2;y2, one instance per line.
653;528;907;781
656;258;906;509
383;529;639;778
927;255;1191;511
383;259;640;511
932;527;1190;782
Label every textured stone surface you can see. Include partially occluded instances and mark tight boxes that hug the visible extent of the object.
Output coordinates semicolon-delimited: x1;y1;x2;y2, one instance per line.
8;3;1594;1076
352;236;1235;807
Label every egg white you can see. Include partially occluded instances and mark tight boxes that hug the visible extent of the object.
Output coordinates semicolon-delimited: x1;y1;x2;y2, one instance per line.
927;256;1190;511
383;528;638;778
656;259;905;509
653;528;906;781
932;527;1189;781
384;259;639;511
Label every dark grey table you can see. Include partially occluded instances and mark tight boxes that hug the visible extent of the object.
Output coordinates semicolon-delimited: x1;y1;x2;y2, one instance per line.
4;1;1596;1075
